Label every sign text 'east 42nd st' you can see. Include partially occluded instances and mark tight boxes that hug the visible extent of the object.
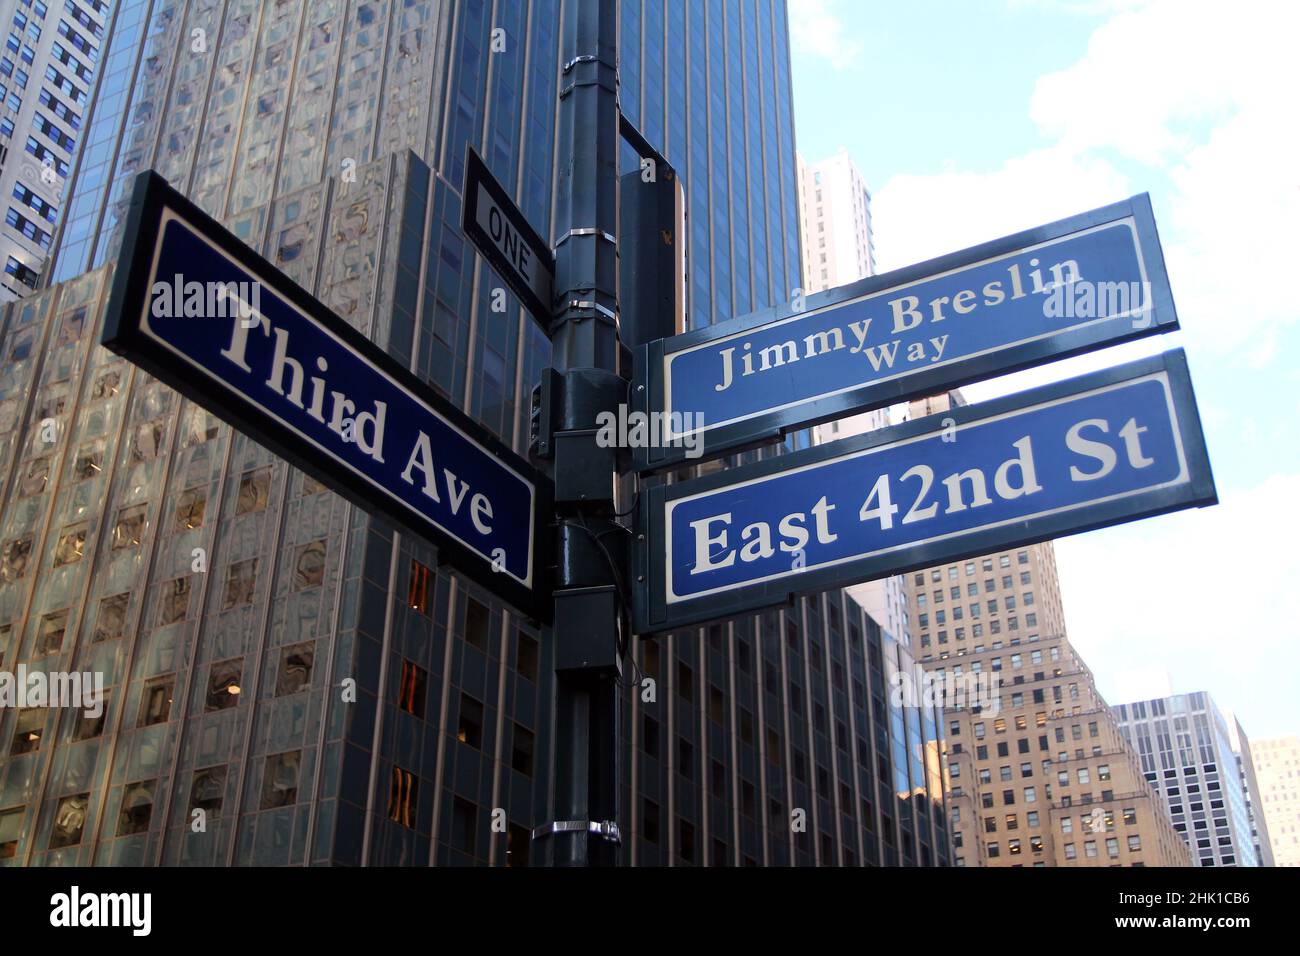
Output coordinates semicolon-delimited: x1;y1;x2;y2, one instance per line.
633;350;1215;634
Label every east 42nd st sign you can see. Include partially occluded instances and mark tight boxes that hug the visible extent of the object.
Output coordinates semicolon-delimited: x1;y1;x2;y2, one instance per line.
633;349;1216;634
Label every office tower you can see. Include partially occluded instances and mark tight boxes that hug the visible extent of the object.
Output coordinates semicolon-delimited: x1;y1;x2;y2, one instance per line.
0;0;951;867
1226;713;1274;866
1244;736;1300;866
0;0;109;301
1112;692;1264;866
796;147;874;295
904;394;1188;867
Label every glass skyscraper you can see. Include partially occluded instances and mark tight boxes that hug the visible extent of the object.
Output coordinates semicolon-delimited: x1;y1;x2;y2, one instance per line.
1114;692;1264;867
0;0;950;866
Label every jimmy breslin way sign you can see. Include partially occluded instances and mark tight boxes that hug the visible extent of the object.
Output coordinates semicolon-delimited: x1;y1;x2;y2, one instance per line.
632;349;1215;635
633;194;1176;472
102;171;552;621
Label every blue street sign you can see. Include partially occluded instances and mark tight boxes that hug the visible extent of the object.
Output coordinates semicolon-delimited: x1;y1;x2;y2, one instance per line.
103;172;551;620
633;194;1177;472
633;349;1215;634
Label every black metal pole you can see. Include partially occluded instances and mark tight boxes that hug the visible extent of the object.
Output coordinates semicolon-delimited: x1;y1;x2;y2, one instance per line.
537;0;624;867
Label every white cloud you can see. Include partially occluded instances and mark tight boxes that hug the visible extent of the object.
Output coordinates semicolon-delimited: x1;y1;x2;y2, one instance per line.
787;0;863;71
1027;0;1300;361
858;1;1300;732
1055;475;1300;730
872;145;1131;273
872;0;1299;376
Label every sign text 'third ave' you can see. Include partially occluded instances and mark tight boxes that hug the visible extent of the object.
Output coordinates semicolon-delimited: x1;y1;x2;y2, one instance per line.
102;171;552;621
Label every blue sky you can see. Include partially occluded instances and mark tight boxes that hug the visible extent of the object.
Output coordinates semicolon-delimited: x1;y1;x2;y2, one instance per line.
789;0;1300;739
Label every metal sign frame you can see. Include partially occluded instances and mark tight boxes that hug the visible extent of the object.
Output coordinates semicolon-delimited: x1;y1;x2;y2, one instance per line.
633;349;1215;634
461;144;556;328
633;193;1177;473
102;170;553;622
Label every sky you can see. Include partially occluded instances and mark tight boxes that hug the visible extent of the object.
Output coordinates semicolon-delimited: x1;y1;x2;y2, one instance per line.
788;0;1300;739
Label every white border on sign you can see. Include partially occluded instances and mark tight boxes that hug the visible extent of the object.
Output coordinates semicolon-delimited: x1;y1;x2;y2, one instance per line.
663;370;1188;604
661;218;1151;441
138;208;537;591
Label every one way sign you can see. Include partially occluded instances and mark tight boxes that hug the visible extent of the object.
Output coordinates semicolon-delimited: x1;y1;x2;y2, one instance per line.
462;145;556;327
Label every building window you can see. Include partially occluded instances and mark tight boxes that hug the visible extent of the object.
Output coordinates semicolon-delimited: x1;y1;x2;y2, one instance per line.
189;767;227;817
116;780;156;832
205;659;243;711
175;486;207;530
157;576;191;626
92;371;122;402
131;420;165;461
35;609;68;656
138;677;174;726
276;642;315;696
464;597;489;650
458;694;483;748
110;505;147;550
397;660;427;717
0;807;23;859
93;593;129;642
516;631;539;682
506;823;531;867
222;559;257;609
407;559;433;613
48;793;90;848
260;752;301;809
180;404;216;443
53;522;88;565
511;723;535;776
387;767;418;829
235;467;272;515
72;693;109;741
10;709;43;755
292;540;326;590
17;457;48;496
642;798;660;844
451;795;476;853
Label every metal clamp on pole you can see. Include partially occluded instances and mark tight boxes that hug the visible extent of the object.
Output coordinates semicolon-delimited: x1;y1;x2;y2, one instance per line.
564;299;619;323
533;820;623;844
555;227;618;247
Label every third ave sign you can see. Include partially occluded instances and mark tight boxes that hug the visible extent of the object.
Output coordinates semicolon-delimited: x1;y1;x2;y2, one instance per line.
633;194;1177;472
103;172;552;621
633;349;1216;634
